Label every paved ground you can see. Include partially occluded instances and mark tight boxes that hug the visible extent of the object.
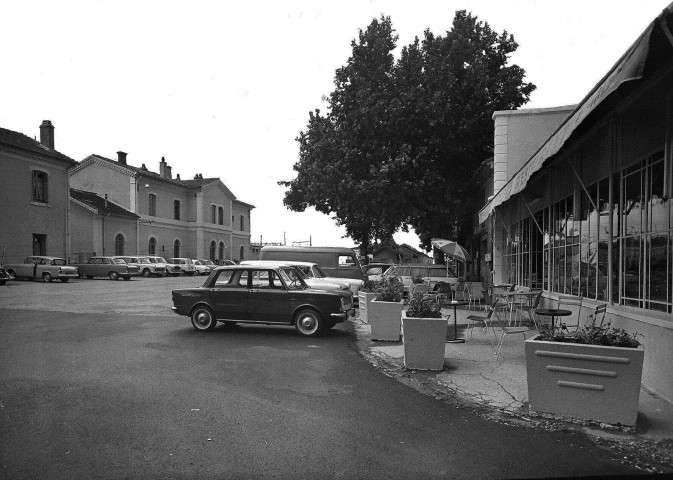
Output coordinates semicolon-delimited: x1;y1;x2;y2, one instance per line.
0;277;652;478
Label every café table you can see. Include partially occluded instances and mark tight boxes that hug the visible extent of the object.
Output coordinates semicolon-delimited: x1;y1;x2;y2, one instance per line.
445;300;469;343
535;308;572;331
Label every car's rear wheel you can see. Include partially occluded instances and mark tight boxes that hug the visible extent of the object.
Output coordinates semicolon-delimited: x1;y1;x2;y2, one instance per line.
42;272;53;282
142;269;151;278
191;306;217;332
294;308;323;336
109;271;119;280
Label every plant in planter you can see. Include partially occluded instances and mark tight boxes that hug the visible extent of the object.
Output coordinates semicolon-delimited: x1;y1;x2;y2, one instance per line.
402;293;447;371
526;320;644;426
368;276;405;341
358;279;381;323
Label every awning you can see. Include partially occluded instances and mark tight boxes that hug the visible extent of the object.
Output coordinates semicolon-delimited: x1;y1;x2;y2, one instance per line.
478;2;673;225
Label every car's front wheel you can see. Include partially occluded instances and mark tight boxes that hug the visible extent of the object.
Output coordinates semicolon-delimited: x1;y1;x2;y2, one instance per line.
294;308;323;337
109;271;120;281
142;269;151;278
191;306;217;332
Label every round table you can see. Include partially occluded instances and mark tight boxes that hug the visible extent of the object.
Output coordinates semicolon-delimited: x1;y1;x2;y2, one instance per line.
535;309;572;331
445;300;468;343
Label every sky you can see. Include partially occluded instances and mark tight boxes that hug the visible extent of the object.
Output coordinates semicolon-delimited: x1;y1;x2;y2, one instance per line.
1;0;669;250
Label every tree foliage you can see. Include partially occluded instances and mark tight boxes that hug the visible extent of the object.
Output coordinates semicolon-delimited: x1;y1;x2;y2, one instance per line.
279;11;536;252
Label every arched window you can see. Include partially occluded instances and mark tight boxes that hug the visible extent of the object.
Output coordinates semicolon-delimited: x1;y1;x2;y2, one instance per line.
115;234;125;256
239;245;245;261
173;239;181;258
209;241;216;260
148;237;157;255
219;242;225;260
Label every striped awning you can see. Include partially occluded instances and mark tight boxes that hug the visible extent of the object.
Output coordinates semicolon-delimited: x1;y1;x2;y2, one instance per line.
478;3;673;225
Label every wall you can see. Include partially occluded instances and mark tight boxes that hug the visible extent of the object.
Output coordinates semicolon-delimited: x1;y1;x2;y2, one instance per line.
69;201;94;261
70;162;131;210
0;150;70;263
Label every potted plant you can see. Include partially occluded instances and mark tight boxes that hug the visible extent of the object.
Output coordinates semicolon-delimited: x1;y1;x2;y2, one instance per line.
402;293;447;371
369;276;405;341
357;279;380;324
525;321;644;426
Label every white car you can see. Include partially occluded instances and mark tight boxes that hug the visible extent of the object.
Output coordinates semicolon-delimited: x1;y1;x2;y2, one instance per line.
114;256;166;277
147;256;181;276
192;259;212;276
240;261;351;293
281;261;364;299
168;258;196;276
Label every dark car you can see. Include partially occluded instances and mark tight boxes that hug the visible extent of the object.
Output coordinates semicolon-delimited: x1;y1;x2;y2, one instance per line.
171;263;354;336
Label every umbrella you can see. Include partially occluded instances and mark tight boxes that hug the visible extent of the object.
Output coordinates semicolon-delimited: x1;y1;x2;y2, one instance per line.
431;238;472;263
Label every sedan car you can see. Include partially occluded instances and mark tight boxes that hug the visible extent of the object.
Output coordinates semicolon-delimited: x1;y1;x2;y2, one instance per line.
4;256;79;282
172;263;354;336
168;258;196;276
192;260;212;276
114;256;166;277
74;256;139;280
240;260;351;293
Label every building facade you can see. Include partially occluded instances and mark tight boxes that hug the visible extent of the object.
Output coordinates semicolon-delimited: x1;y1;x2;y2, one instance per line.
69;153;253;262
479;6;673;402
0;121;77;263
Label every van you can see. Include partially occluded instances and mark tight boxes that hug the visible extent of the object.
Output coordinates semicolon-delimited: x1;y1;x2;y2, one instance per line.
259;246;365;280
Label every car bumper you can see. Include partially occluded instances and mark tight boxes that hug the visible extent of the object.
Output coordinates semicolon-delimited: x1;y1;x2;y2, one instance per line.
57;273;80;279
330;309;355;322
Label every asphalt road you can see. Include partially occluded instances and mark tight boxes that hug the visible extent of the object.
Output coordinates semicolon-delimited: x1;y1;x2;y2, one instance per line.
0;278;640;479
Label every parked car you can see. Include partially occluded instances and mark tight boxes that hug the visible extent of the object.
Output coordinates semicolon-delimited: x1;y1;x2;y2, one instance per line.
172;263;354;336
114;256;166;277
4;256;79;283
192;259;212;276
147;256;181;276
75;256;139;280
0;267;9;285
362;262;394;281
168;258;196;276
240;261;352;294
268;260;363;298
382;264;458;290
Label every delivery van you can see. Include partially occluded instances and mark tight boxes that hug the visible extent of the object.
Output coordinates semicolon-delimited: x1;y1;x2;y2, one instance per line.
259;246;365;280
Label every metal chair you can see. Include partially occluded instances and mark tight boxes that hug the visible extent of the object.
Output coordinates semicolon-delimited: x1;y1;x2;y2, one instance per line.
467;282;485;310
588;303;608;328
557;295;584;332
465;306;499;345
432;282;453;305
494;321;530;361
515;290;543;329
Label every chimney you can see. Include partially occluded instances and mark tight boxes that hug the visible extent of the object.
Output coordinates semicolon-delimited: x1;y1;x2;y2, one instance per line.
117;151;127;165
39;120;55;150
159;157;172;179
141;163;148;171
104;194;109;209
176;174;181;180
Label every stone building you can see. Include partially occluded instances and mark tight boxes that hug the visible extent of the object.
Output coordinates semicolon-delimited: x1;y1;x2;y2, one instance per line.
0;121;77;263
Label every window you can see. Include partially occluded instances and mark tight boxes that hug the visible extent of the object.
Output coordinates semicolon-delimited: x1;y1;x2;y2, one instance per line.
211;205;216;223
240;245;245;261
148;194;156;216
115;234;125;255
338;255;356;266
240;215;245;231
210;241;216;260
148;237;157;255
173;239;181;258
174;200;181;220
32;170;48;203
218;207;224;225
219;241;225;260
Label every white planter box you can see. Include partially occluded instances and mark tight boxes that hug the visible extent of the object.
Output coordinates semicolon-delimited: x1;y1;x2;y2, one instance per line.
357;291;377;323
369;300;403;341
402;312;447;371
525;336;644;426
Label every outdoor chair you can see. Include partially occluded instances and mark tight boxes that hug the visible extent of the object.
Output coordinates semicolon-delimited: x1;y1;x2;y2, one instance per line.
494;320;530;361
432;282;453;305
482;289;508;316
557;295;584;332
588;303;608;328
453;282;468;301
410;283;429;296
515;290;543;329
467;282;485;310
465;306;499;345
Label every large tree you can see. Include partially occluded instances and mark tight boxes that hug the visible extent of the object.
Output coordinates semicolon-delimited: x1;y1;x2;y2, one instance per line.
279;11;535;252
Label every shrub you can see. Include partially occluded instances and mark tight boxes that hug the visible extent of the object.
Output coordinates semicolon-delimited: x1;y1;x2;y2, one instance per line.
360;279;381;293
411;275;425;284
405;293;443;318
536;322;641;348
374;276;404;302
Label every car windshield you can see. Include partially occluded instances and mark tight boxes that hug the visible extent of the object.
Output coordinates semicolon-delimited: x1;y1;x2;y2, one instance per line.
158;258;167;263
113;259;126;265
203;260;215;266
297;266;314;278
279;267;307;289
312;265;327;278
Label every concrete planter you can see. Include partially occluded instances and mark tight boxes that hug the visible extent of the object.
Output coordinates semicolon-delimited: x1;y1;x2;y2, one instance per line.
525;336;644;426
357;291;378;323
369;300;404;341
402;312;447;371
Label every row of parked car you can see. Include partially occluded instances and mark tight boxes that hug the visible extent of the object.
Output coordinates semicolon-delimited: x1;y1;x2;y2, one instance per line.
0;255;237;283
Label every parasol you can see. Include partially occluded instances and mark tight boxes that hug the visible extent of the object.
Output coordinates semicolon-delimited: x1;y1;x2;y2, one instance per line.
431;238;472;263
